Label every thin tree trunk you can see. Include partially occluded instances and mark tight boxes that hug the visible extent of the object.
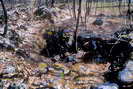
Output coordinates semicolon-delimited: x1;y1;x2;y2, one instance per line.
127;0;131;20
67;0;73;17
85;0;92;28
51;0;55;7
95;0;98;15
84;0;88;28
45;0;48;7
73;0;76;20
118;0;122;16
74;0;82;52
0;0;8;36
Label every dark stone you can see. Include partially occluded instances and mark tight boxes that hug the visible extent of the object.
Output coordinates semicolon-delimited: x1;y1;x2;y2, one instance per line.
97;13;106;17
16;49;29;58
40;29;73;57
19;25;27;31
64;56;76;62
93;18;103;26
78;32;133;72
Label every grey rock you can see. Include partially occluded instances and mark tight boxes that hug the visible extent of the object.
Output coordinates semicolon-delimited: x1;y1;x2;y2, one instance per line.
118;60;133;83
34;6;52;20
0;29;21;50
78;33;96;39
54;55;60;61
125;60;133;70
0;36;15;50
64;56;76;62
95;57;106;63
93;18;103;26
0;58;11;63
32;81;48;87
18;83;28;89
7;83;18;89
119;69;133;83
129;32;133;39
3;65;16;74
7;83;27;89
93;82;119;89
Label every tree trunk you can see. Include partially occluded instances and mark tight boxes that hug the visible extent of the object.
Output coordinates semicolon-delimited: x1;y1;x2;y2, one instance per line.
0;0;8;36
118;0;122;16
127;0;131;20
73;0;76;20
45;0;48;7
74;0;82;52
51;0;55;7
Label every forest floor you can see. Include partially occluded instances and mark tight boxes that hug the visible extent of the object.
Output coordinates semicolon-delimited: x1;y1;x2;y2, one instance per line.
0;4;133;89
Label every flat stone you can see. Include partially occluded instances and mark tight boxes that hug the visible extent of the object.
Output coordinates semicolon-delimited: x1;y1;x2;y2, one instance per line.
94;82;119;89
